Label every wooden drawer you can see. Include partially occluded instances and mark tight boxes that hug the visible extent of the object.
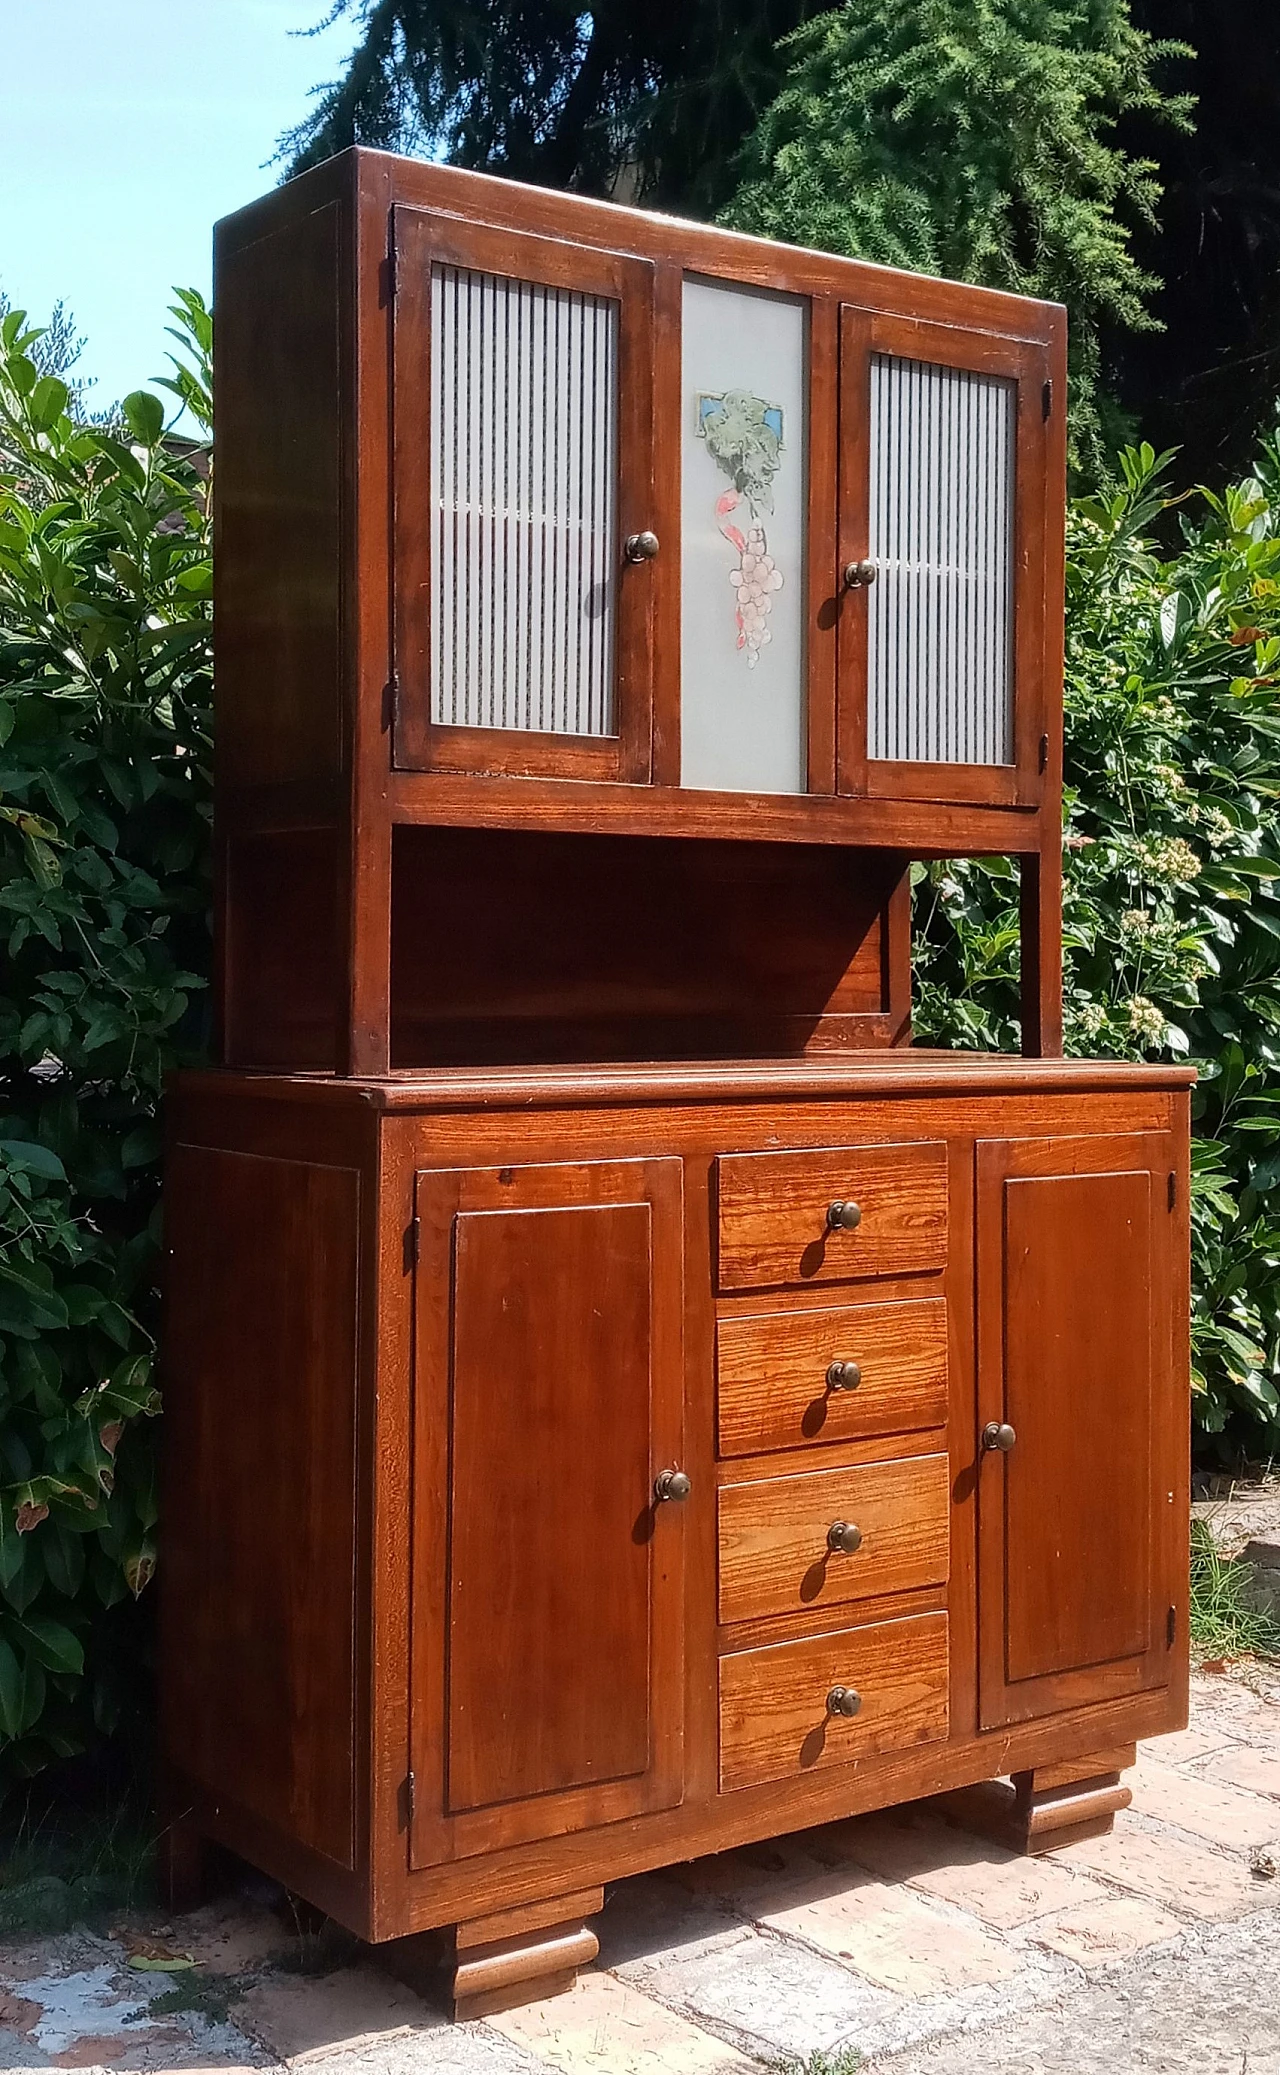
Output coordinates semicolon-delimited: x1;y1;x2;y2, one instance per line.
716;1143;948;1292
717;1453;950;1625
719;1611;949;1791
717;1296;948;1458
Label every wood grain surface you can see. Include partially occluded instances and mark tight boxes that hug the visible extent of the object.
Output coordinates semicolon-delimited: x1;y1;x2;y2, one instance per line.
717;1452;950;1624
717;1141;949;1290
719;1610;949;1792
716;1295;948;1457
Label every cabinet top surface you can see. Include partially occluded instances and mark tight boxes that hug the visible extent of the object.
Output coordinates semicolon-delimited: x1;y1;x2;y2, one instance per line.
219;146;1064;340
174;1052;1196;1113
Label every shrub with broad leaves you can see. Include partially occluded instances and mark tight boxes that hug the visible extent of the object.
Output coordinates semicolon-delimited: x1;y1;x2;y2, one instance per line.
0;294;211;1787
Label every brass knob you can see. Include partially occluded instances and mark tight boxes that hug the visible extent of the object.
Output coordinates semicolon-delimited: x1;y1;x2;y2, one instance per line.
624;530;660;563
827;1520;863;1556
827;1200;862;1232
842;558;878;589
654;1466;691;1503
826;1359;862;1392
827;1685;862;1718
982;1421;1017;1454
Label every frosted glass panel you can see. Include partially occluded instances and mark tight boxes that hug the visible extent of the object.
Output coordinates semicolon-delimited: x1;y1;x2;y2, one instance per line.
681;280;808;794
868;354;1015;766
431;264;618;736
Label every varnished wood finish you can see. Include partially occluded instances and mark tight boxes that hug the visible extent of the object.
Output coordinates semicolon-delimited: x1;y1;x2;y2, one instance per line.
391;210;658;782
409;1158;685;1867
716;1297;949;1459
389;828;904;1066
719;1611;950;1792
160;1044;1191;1963
944;1744;1136;1855
717;1452;950;1623
212;149;1070;1070
716;1141;948;1291
162;1143;360;1870
837;309;1055;813
975;1132;1182;1729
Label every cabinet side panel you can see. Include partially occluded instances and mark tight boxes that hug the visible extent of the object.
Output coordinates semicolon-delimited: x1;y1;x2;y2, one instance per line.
214;202;343;788
163;1146;359;1869
224;829;341;1069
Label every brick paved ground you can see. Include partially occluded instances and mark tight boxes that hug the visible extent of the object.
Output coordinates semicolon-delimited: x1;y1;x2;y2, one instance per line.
2;1667;1278;2075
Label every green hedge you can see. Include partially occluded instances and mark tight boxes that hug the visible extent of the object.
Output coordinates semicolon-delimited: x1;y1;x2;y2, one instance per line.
2;290;1279;1790
916;440;1280;1453
0;298;212;1789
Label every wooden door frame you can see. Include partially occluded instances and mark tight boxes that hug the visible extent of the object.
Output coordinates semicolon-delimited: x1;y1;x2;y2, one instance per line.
974;1129;1182;1730
391;207;660;782
837;309;1052;810
408;1156;685;1868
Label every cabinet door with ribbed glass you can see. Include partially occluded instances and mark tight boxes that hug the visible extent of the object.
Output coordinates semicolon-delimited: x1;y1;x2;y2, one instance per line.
837;309;1060;809
391;207;659;781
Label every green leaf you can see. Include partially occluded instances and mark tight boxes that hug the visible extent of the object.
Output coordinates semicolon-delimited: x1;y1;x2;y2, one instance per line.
14;1615;84;1676
0;1141;67;1182
121;389;165;445
0;1264;69;1332
28;374;69;431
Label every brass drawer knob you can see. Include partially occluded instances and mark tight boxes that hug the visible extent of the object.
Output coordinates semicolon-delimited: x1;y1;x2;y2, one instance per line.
842;558;878;589
827;1200;862;1232
826;1359;862;1392
624;530;660;563
653;1466;691;1503
982;1421;1017;1454
827;1684;862;1718
827;1520;863;1556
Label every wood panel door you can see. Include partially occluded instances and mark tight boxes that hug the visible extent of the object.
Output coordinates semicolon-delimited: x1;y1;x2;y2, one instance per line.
975;1131;1185;1730
391;207;660;783
837;308;1058;810
409;1158;685;1865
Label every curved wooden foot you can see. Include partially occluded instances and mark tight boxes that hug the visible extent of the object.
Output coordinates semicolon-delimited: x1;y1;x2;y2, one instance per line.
940;1743;1135;1856
387;1887;604;2022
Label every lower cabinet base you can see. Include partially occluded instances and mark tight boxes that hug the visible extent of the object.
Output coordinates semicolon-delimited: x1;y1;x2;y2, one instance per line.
940;1743;1136;1855
386;1889;605;2021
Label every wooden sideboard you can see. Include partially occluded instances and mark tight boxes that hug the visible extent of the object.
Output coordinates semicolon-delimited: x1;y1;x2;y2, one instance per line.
161;1053;1190;2015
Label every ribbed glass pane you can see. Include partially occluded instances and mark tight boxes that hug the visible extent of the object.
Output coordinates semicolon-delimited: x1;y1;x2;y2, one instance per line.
430;264;619;736
868;354;1015;766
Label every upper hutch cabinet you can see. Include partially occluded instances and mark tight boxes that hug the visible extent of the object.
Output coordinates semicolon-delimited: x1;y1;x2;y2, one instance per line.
216;150;1064;834
213;150;1066;1072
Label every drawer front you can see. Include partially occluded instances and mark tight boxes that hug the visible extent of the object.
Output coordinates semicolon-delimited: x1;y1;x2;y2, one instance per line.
719;1611;949;1791
717;1297;948;1458
717;1143;948;1292
718;1453;950;1625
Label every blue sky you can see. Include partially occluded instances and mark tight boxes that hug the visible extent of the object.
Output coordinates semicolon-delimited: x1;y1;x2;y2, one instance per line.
0;0;360;414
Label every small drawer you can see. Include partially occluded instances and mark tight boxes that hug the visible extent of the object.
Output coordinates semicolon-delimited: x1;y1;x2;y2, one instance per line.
717;1296;948;1458
716;1142;948;1293
719;1611;948;1792
718;1452;949;1625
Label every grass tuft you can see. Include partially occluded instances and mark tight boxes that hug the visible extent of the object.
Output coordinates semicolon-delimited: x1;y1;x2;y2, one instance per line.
772;2051;864;2075
1189;1519;1280;1662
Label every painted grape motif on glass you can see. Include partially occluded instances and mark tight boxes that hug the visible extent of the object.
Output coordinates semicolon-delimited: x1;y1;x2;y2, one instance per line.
697;391;785;667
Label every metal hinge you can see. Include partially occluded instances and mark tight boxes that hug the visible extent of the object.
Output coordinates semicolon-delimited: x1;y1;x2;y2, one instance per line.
1038;733;1049;774
1168;1170;1177;1212
405;1770;416;1825
405;1216;421;1271
1042;378;1053;420
1167;1603;1177;1648
382;674;398;733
